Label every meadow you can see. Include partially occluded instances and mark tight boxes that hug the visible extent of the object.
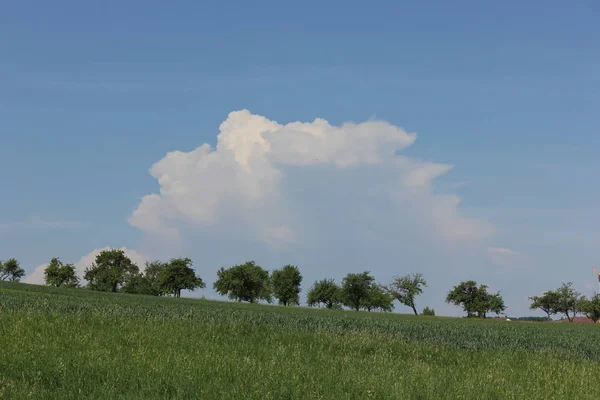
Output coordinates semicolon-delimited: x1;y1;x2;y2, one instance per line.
1;282;598;399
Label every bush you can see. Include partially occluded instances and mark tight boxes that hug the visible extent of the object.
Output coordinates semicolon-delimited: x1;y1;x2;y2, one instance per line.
422;306;435;316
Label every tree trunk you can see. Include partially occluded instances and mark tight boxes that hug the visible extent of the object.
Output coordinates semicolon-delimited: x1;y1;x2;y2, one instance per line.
411;304;418;316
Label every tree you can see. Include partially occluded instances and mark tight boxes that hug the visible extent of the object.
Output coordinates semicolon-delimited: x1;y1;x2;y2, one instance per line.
388;273;427;315
528;290;560;321
362;284;394;312
446;280;506;318
158;258;205;298
0;258;25;282
120;273;154;295
487;292;507;317
307;279;342;309
44;257;79;288
143;260;169;296
340;271;375;311
83;249;139;292
422;306;435;316
271;265;303;306
213;261;272;303
555;282;584;322
580;294;600;323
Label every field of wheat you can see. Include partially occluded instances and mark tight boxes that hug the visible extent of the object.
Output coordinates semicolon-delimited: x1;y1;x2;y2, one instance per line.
0;282;597;399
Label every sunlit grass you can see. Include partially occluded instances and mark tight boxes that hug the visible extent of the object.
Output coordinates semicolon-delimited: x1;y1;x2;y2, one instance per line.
0;282;597;399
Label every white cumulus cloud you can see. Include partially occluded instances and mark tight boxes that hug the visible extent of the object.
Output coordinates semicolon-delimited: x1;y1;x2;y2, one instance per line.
128;109;492;247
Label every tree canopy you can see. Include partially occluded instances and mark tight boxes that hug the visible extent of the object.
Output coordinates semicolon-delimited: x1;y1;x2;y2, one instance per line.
362;284;394;312
579;294;600;323
446;280;506;318
422;306;435;316
307;279;341;309
340;271;375;311
83;249;139;292
271;265;302;306
388;273;427;315
528;290;560;321
158;258;205;298
0;258;25;282
44;257;79;288
554;282;585;322
213;261;272;303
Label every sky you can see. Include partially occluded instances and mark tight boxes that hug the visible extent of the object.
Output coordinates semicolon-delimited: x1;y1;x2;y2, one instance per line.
1;1;599;317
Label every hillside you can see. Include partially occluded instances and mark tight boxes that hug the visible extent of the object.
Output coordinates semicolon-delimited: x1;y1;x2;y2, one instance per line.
1;282;597;399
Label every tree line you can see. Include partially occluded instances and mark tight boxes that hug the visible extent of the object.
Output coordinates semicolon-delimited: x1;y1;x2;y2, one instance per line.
2;250;600;322
529;282;600;323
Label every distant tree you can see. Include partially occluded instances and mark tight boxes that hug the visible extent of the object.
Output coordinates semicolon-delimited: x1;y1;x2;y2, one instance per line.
513;316;551;322
158;258;205;298
213;261;271;303
0;258;25;282
555;282;585;322
422;306;435;316
271;265;303;306
120;260;172;296
528;290;560;321
388;273;427;315
143;260;168;296
44;257;79;288
579;294;600;323
487;292;506;317
307;279;342;309
446;280;506;318
362;284;394;312
341;271;375;311
83;249;139;292
120;273;154;295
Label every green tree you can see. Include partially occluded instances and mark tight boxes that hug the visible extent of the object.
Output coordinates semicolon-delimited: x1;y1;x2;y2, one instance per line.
83;249;139;292
213;261;272;303
580;294;600;323
144;260;169;296
487;292;507;317
158;258;205;298
271;265;303;306
388;273;427;315
422;306;435;316
362;284;394;312
120;273;153;295
341;271;375;311
44;257;79;288
528;290;560;321
306;279;342;309
0;258;25;282
555;282;584;322
446;280;506;318
120;261;169;296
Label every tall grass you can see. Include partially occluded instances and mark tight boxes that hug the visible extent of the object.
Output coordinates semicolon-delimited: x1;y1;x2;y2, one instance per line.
0;282;597;399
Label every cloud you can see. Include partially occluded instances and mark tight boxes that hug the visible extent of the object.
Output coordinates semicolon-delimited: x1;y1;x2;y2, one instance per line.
0;216;87;231
22;247;150;285
128;109;492;247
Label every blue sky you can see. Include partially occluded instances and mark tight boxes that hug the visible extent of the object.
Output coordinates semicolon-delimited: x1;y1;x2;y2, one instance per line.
2;1;599;316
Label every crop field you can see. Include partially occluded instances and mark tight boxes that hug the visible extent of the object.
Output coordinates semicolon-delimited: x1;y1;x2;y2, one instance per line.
1;282;598;399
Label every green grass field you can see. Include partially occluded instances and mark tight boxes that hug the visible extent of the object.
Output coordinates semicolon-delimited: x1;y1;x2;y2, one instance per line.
1;282;597;399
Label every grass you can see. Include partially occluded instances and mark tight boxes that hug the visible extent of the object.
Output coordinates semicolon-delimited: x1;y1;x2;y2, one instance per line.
1;282;598;399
